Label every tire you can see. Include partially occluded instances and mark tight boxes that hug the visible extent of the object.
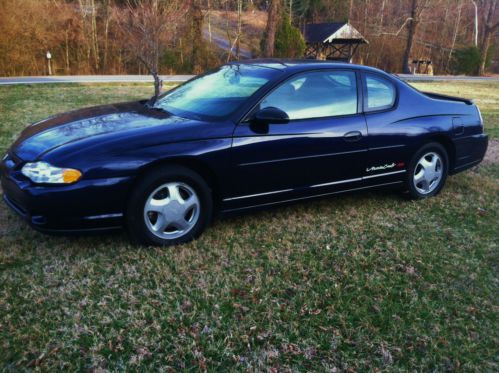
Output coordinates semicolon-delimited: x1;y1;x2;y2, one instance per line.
126;165;213;246
406;142;449;199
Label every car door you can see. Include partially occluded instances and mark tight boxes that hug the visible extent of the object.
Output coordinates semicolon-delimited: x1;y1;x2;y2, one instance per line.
228;69;368;202
361;72;408;178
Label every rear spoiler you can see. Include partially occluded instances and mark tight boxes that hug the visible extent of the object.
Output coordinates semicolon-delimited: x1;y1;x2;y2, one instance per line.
422;91;474;105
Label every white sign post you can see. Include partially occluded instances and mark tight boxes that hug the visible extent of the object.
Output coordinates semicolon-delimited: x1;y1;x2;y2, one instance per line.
46;51;52;76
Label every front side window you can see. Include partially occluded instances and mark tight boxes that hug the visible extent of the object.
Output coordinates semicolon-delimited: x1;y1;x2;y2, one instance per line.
154;64;275;120
365;74;396;111
259;70;358;120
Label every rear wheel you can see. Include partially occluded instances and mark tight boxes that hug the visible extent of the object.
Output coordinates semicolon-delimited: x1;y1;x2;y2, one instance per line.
126;165;213;246
406;142;448;199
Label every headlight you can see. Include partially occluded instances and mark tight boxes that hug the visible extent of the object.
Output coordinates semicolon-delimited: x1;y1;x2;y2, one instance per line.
21;161;82;184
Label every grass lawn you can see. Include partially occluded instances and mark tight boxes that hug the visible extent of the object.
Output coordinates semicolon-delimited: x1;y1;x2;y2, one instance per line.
0;82;497;371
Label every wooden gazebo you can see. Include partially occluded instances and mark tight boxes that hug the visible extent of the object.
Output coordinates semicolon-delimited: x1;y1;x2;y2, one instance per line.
304;22;368;62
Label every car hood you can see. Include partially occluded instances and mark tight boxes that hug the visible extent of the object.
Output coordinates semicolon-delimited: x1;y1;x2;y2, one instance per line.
11;101;197;161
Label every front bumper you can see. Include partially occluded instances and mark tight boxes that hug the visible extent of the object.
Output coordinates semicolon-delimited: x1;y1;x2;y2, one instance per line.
1;159;133;233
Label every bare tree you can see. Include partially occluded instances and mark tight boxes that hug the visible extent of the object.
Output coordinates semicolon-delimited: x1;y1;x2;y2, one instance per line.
402;0;430;73
446;0;464;71
235;0;243;60
78;0;100;72
263;0;281;57
478;0;498;75
116;0;188;100
472;0;479;45
207;0;212;43
190;0;205;73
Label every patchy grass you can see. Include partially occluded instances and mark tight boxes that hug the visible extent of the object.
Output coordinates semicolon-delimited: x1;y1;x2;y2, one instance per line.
0;83;498;371
411;81;499;138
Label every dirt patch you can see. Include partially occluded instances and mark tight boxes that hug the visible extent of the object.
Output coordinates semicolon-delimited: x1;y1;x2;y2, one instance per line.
483;139;499;164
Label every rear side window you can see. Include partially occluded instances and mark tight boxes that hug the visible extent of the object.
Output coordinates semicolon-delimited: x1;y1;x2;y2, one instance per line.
260;70;358;120
364;74;396;111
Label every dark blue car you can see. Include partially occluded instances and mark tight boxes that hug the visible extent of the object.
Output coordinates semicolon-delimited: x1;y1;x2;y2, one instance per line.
1;60;488;246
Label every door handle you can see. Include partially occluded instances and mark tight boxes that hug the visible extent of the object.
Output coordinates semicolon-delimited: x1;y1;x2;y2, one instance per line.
343;131;363;142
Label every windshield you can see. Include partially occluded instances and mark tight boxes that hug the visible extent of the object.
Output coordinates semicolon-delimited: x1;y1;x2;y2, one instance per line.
154;64;277;121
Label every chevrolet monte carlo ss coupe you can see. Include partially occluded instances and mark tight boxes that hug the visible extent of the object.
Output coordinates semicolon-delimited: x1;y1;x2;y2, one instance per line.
1;60;488;246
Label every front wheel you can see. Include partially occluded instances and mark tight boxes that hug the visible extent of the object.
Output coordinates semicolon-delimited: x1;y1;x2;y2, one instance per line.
406;142;449;199
126;165;213;246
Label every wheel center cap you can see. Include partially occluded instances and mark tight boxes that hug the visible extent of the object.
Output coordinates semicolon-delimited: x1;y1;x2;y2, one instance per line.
163;200;184;220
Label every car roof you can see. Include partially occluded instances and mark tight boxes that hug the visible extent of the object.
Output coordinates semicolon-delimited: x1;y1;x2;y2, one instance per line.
227;58;388;76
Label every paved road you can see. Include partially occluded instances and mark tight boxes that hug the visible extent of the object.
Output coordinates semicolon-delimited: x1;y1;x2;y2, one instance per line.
0;74;497;85
203;30;253;59
0;75;194;85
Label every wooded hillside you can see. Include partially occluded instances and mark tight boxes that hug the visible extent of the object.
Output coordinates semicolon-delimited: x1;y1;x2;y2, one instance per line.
0;0;496;76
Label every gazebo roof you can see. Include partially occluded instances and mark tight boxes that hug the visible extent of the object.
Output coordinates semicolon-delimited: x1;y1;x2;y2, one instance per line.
304;22;368;45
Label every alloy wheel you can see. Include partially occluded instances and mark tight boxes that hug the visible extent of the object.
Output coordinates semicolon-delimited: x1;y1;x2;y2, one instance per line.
143;182;200;240
413;152;443;195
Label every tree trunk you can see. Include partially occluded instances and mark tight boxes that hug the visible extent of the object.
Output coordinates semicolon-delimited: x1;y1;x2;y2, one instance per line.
479;27;494;75
153;71;162;100
190;0;204;73
478;0;498;76
207;0;212;43
402;0;419;74
65;30;70;74
138;56;162;102
446;1;462;72
224;1;234;60
236;0;242;60
472;0;479;46
263;0;281;57
103;0;110;73
90;0;100;72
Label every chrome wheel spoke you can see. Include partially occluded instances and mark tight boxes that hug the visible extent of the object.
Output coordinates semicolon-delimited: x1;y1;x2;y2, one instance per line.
420;157;433;169
420;179;430;192
428;155;438;170
168;184;183;203
183;194;199;212
152;214;168;232
146;198;167;213
172;217;189;231
414;169;425;184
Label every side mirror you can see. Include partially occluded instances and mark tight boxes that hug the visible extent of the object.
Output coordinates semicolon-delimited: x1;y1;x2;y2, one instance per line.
252;107;289;124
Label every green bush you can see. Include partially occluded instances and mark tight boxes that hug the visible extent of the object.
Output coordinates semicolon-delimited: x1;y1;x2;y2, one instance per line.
274;13;306;58
261;13;306;58
452;46;491;75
